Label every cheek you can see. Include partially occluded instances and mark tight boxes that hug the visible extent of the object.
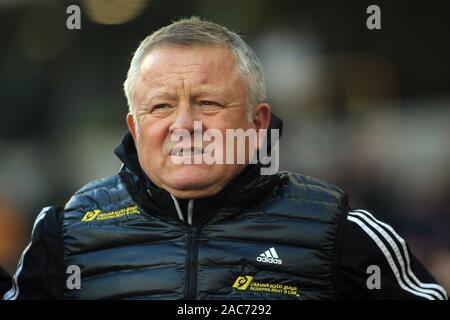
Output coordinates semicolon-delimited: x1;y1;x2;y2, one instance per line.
229;111;252;130
136;121;169;156
207;111;250;131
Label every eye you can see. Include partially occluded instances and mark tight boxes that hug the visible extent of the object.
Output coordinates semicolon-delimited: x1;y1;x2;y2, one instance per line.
152;104;171;111
199;101;220;107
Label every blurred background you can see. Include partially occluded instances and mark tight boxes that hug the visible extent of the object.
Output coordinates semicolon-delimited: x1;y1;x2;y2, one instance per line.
0;0;449;292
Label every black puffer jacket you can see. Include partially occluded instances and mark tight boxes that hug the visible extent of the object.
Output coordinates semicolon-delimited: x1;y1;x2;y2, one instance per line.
0;268;11;297
2;114;447;300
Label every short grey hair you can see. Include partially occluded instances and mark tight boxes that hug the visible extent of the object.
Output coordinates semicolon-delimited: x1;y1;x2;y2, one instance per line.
123;17;266;121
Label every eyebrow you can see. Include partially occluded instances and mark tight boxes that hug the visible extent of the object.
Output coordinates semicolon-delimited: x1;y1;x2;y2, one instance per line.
144;91;177;105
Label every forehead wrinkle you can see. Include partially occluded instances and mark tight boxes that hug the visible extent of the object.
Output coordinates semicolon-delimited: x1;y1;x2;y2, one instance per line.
141;66;208;86
142;73;214;96
142;59;203;76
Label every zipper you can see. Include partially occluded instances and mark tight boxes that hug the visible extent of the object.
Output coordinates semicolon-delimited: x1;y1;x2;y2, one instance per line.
185;225;198;299
169;195;198;299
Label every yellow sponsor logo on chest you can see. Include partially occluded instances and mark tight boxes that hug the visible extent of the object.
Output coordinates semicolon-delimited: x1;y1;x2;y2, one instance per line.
232;275;300;299
81;205;140;222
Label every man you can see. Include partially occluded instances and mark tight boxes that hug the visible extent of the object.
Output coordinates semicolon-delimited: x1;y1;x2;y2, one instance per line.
3;17;447;300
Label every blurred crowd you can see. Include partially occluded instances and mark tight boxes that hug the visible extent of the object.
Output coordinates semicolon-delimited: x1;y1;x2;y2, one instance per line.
0;0;449;291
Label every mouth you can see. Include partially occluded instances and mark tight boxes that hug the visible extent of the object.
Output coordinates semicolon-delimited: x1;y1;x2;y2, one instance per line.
170;146;204;157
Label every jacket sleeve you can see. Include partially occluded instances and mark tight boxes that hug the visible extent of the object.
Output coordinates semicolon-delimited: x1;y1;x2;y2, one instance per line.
2;206;64;300
0;267;11;297
336;209;448;300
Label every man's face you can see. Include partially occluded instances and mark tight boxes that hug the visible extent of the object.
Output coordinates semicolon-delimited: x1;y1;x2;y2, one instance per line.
127;45;270;199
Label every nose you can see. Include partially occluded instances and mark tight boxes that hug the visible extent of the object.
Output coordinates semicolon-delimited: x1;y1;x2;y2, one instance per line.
169;102;198;134
168;102;206;154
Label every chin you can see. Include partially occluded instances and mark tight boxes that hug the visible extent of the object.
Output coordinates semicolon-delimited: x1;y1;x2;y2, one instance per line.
171;180;210;191
167;167;216;190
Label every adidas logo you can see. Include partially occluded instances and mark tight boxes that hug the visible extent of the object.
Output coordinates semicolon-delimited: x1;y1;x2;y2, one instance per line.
256;247;282;265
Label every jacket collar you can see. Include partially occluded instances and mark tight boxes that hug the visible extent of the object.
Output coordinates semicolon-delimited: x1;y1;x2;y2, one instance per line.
114;113;283;226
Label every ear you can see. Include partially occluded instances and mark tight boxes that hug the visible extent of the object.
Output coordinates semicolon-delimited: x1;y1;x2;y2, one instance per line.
126;112;138;143
251;103;271;152
252;102;271;130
